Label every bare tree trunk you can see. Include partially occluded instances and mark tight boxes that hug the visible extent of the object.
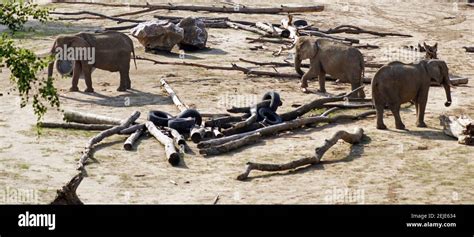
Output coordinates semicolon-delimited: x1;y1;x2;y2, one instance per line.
145;122;181;166
160;79;189;112
200;133;262;156
64;110;122;125
78;111;141;170
50;172;85;205
60;2;325;14
323;25;412;37
39;122;113;130
120;124;145;135
237;128;365;180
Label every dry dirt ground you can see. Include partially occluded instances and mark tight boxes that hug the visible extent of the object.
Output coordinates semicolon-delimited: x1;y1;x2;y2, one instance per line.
0;0;473;204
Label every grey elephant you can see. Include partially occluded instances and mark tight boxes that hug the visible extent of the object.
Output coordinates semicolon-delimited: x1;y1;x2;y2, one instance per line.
47;31;137;92
372;59;452;130
294;36;365;98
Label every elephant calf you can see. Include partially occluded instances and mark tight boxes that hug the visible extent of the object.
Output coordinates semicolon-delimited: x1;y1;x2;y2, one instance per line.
48;31;137;92
294;36;365;98
372;59;452;130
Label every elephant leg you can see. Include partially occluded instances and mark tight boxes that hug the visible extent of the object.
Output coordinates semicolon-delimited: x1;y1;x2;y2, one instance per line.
117;70;129;92
416;93;428;128
350;80;365;99
375;103;387;130
70;61;81;92
317;70;326;93
389;103;405;130
300;65;317;93
80;63;94;93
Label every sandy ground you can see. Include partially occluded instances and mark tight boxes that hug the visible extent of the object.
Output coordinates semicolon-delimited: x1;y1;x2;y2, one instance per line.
0;0;473;204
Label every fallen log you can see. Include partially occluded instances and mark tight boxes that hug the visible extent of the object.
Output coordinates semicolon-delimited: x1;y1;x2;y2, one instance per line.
50;171;85;205
322;103;374;109
78;111;141;170
463;46;474;52
190;125;206;143
300;30;358;44
323;25;412;37
160;78;189;112
120;124;145;135
123;128;145;151
280;86;364;121
51;11;144;23
204;116;244;128
255;22;283;36
222;122;263;136
105;24;138;31
439;115;474;145
239;58;383;69
138;56;376;80
60;2;325;14
237;127;365;180
200;133;262;156
213;127;224;138
198;111;375;150
39;122;113;130
64;110;122;125
246;37;292;45
145;122;181;165
163;127;186;153
226;21;268;36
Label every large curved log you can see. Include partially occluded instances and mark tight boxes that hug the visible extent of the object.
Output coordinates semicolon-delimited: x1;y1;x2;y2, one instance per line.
78;111;141;170
237;127;365;180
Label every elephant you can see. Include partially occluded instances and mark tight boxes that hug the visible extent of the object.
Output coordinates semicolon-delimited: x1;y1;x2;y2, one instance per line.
294;36;366;98
371;59;452;130
47;31;137;92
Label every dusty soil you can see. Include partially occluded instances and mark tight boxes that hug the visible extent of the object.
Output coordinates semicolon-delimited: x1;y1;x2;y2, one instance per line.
0;0;473;204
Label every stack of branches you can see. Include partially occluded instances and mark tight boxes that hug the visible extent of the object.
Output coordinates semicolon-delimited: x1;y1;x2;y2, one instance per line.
48;110;188;204
198;86;375;156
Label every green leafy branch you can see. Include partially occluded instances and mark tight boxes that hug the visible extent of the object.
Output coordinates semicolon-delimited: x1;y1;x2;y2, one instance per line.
0;34;60;122
0;0;52;33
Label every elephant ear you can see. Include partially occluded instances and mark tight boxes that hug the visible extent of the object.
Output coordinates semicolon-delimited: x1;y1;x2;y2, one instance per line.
426;60;443;84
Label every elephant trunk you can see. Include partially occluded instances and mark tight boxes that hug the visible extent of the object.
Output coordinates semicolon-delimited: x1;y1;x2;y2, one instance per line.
295;55;304;76
443;79;452;107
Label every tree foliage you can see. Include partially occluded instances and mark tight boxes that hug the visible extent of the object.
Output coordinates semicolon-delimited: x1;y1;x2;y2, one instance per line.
0;1;59;123
0;1;51;32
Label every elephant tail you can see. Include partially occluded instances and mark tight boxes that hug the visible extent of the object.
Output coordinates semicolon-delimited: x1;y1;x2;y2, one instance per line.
132;46;137;70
